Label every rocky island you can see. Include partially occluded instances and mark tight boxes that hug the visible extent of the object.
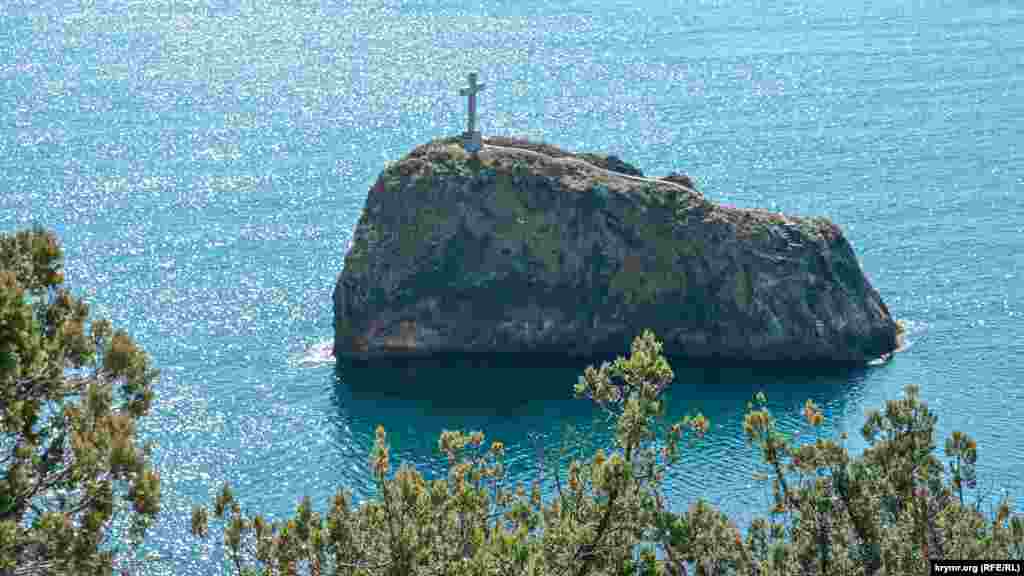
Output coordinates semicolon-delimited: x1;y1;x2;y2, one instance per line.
333;135;898;364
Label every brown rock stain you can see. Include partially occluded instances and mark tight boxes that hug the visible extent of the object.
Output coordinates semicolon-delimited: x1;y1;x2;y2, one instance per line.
383;320;418;350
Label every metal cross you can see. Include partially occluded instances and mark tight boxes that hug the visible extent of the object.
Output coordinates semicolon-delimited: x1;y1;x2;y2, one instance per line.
459;72;486;134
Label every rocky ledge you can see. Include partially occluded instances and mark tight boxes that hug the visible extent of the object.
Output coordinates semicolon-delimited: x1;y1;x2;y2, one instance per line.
333;136;898;364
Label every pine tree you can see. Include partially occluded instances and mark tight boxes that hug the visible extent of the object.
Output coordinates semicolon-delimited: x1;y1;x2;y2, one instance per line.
0;228;160;575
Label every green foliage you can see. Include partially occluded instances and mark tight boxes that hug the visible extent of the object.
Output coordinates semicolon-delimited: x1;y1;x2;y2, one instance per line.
341;212;377;277
0;227;160;575
426;146;474;179
510;159;529;182
487;169;562;275
734;266;753;311
195;330;1024;576
395;206;447;259
739;386;1024;575
7;228;1021;575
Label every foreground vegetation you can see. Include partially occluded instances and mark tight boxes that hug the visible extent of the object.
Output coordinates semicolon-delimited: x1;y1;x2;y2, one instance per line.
2;228;1022;575
0;228;160;575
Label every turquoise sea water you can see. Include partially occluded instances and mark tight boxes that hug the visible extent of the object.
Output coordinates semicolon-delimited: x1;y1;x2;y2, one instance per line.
2;0;1023;571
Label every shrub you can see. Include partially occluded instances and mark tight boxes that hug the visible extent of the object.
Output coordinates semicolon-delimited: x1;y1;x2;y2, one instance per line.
192;330;1024;575
0;228;160;575
5;229;1020;575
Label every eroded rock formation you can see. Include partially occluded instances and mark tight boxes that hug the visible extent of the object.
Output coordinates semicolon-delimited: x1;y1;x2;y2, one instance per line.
333;136;897;363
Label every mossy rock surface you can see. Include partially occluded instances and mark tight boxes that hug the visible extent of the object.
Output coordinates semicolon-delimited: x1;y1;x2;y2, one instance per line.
333;136;898;364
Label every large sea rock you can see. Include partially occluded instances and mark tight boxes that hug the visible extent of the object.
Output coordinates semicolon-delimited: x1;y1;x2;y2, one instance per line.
333;136;898;363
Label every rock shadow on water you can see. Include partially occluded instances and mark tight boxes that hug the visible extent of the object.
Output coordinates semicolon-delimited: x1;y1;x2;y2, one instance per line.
664;358;873;426
331;350;873;447
327;350;877;507
327;352;601;494
333;351;598;418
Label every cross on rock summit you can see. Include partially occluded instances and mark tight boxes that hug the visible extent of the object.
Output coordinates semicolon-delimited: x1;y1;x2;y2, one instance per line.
459;72;486;153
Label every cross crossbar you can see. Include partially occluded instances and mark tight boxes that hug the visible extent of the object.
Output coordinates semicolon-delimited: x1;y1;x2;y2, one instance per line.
459;72;486;134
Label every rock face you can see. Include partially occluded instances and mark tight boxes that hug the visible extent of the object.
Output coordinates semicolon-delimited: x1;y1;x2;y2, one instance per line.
333;136;898;363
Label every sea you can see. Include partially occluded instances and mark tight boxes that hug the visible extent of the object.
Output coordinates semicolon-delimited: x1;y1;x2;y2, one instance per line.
1;0;1022;572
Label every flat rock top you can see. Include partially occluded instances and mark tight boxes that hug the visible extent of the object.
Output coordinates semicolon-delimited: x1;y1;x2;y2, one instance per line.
389;135;845;246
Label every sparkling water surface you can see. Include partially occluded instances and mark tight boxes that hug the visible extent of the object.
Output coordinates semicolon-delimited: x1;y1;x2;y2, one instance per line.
2;0;1023;572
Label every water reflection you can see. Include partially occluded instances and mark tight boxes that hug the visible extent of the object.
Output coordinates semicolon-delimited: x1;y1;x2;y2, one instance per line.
329;354;599;498
327;352;872;514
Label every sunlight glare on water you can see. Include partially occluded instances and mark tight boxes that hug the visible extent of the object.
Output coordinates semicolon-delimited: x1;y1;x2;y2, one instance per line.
1;0;1022;572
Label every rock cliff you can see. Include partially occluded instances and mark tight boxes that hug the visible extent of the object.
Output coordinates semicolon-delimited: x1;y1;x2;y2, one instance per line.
333;136;898;363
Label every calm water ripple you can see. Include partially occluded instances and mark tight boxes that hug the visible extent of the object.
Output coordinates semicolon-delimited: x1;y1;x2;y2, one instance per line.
2;0;1022;572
